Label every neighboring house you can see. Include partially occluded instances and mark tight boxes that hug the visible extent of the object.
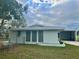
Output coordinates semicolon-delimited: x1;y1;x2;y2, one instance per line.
9;24;65;47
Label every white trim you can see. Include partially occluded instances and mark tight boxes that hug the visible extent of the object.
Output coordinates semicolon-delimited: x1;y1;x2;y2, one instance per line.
30;31;32;42
25;42;37;44
37;31;38;43
38;43;65;47
25;42;65;47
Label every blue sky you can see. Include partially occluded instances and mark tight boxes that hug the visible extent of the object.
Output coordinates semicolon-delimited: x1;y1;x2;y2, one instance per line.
17;0;79;29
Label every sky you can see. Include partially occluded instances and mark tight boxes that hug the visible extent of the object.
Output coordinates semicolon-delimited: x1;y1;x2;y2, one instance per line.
17;0;79;29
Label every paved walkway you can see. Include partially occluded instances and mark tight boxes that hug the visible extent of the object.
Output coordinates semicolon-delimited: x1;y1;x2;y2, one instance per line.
63;41;79;46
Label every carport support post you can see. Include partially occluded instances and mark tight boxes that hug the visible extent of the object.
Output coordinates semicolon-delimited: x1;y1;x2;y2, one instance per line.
37;31;38;43
75;30;78;41
58;31;61;43
30;31;32;42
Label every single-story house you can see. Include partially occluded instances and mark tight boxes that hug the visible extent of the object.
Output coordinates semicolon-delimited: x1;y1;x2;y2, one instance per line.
9;24;65;47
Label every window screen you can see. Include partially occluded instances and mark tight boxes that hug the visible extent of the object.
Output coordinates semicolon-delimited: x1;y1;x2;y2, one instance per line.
32;31;37;42
26;31;30;41
38;30;43;42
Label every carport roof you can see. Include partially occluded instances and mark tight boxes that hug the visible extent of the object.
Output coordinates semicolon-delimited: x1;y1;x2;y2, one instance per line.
64;29;76;31
64;28;78;31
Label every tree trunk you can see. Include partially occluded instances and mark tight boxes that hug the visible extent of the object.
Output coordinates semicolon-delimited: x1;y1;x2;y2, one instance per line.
0;12;5;29
0;19;5;29
0;13;5;36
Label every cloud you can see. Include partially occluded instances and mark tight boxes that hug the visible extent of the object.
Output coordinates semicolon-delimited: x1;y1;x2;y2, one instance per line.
18;0;79;29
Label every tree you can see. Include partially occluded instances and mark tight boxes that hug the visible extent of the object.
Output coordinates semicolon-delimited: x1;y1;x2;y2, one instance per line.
0;0;27;29
0;0;28;39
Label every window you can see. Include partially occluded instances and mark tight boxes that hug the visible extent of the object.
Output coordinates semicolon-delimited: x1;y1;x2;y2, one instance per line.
38;30;43;42
26;30;43;43
17;31;21;37
26;31;30;41
32;31;37;42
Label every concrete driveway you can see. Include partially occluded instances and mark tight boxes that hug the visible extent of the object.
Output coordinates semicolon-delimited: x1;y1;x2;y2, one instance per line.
63;41;79;46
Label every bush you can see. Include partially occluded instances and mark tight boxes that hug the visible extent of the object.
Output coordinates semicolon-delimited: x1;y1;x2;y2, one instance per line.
0;41;10;51
77;35;79;41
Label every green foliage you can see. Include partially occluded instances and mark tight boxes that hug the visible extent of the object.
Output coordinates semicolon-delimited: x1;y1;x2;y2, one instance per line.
0;0;27;39
0;0;23;20
0;0;27;28
77;35;79;41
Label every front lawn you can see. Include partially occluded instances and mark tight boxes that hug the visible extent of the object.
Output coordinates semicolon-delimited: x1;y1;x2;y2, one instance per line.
0;44;79;59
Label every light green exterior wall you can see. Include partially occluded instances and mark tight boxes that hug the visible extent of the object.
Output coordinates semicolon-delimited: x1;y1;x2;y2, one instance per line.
9;30;60;44
9;31;17;43
43;31;59;44
16;31;26;44
9;31;26;44
9;30;65;47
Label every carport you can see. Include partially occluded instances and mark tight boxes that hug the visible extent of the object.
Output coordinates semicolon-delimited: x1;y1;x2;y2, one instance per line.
59;31;75;41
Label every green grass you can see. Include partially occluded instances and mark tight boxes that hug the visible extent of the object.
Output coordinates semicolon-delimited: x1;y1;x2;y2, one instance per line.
0;44;79;59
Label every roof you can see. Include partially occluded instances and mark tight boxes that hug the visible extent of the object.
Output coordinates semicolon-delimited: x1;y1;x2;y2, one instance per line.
10;24;64;31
